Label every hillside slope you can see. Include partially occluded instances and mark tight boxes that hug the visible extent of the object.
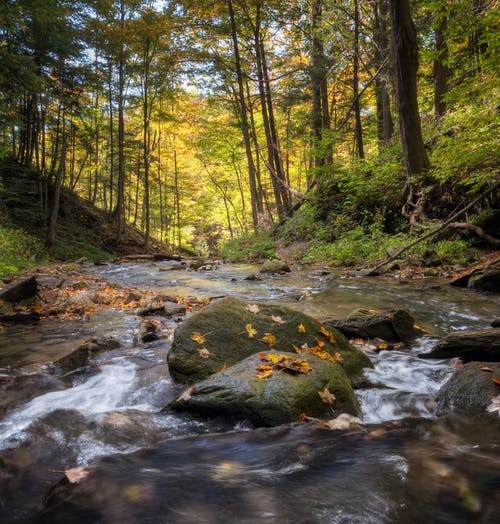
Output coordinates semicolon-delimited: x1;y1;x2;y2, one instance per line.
0;159;161;274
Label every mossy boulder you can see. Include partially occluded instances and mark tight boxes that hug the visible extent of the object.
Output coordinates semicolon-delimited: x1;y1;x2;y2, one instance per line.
170;351;360;426
167;297;372;384
325;308;420;343
436;361;500;417
259;259;291;274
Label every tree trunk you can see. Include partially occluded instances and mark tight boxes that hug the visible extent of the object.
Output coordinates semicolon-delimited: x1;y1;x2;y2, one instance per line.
46;137;67;248
433;4;448;118
353;0;364;159
373;0;393;147
389;0;430;177
227;0;261;229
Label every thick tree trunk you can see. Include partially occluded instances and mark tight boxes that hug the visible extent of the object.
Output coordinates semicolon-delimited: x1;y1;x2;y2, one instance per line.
389;0;430;177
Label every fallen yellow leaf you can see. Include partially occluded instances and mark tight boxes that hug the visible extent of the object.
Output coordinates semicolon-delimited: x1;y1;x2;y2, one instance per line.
272;315;286;324
297;324;306;334
245;323;257;338
318;386;336;405
64;466;89;484
191;331;206;344
260;333;277;347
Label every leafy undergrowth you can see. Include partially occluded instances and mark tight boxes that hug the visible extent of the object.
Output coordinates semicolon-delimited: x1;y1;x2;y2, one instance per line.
0;159;163;277
221;231;276;262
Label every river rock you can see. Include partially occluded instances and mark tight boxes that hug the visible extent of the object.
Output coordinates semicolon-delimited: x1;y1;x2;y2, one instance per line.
420;328;500;362
170;351;360;426
325;308;420;343
436;362;500;416
0;373;64;417
450;259;500;293
0;276;38;303
54;337;123;373
167;297;372;384
137;301;186;317
259;259;291;274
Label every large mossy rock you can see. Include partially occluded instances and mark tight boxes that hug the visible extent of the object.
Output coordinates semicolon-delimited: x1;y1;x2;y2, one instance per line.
325;308;420;343
450;259;500;294
436;362;500;416
170;352;360;426
420;328;500;362
259;259;291;274
167;297;372;384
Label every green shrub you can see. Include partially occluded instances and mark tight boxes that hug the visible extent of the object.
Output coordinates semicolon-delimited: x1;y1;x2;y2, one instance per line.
0;221;46;276
221;231;276;262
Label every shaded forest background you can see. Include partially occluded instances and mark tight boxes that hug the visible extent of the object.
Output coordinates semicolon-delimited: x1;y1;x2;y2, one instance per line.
0;0;498;274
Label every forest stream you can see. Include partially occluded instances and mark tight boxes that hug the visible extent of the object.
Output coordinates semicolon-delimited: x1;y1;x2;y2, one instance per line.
1;262;499;523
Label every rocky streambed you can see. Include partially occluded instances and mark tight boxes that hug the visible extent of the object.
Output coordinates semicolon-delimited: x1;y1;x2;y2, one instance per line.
0;260;499;523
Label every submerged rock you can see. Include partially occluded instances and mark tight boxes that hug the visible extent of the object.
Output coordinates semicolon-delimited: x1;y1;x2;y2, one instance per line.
167;297;372;385
170;351;360;426
326;308;420;343
420;328;500;362
53;337;123;374
436;361;500;416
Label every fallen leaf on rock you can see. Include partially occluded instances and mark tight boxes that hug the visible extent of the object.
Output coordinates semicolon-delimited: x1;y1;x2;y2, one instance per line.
178;386;196;402
65;466;89;484
198;347;210;358
492;377;500;386
216;363;227;374
324;413;363;431
191;331;206;344
293;344;306;354
378;342;389;350
272;315;286;324
318;386;336;405
480;367;493;373
369;428;386;438
413;324;428;333
260;333;277;347
300;413;320;424
297;324;306;334
334;352;344;364
245;304;260;314
314;337;325;348
255;365;273;379
245;323;257;338
318;325;336;343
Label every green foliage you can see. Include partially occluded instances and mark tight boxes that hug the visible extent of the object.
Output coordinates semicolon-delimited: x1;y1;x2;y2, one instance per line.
221;231;276;262
429;103;500;191
279;203;328;245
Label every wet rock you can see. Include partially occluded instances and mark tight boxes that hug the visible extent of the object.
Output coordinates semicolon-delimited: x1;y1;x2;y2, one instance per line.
244;273;262;281
421;250;442;268
54;337;123;374
134;319;160;344
167;297;372;385
326;308;420;343
0;312;40;322
72;280;91;291
125;291;143;303
420;328;500;362
450;259;500;294
491;319;500;328
436;362;500;416
0;373;64;417
0;276;38;303
137;301;186;317
170;351;360;426
259;259;291;274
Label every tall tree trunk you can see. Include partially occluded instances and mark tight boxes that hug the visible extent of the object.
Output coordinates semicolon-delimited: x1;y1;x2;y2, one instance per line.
115;0;126;243
389;0;429;177
46;135;67;248
373;0;393;148
107;57;115;216
227;0;261;229
353;0;364;159
433;4;448;118
173;147;181;250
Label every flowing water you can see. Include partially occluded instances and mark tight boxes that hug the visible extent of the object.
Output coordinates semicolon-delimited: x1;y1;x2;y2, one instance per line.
0;262;499;523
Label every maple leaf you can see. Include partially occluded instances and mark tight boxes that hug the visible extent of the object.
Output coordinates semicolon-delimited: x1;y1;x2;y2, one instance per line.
260;333;277;347
318;326;336;344
191;331;206;344
198;347;210;358
64;466;89;484
318;386;336;405
245;304;260;314
297;324;306;334
255;365;273;379
259;351;271;362
245;323;257;338
272;315;286;324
